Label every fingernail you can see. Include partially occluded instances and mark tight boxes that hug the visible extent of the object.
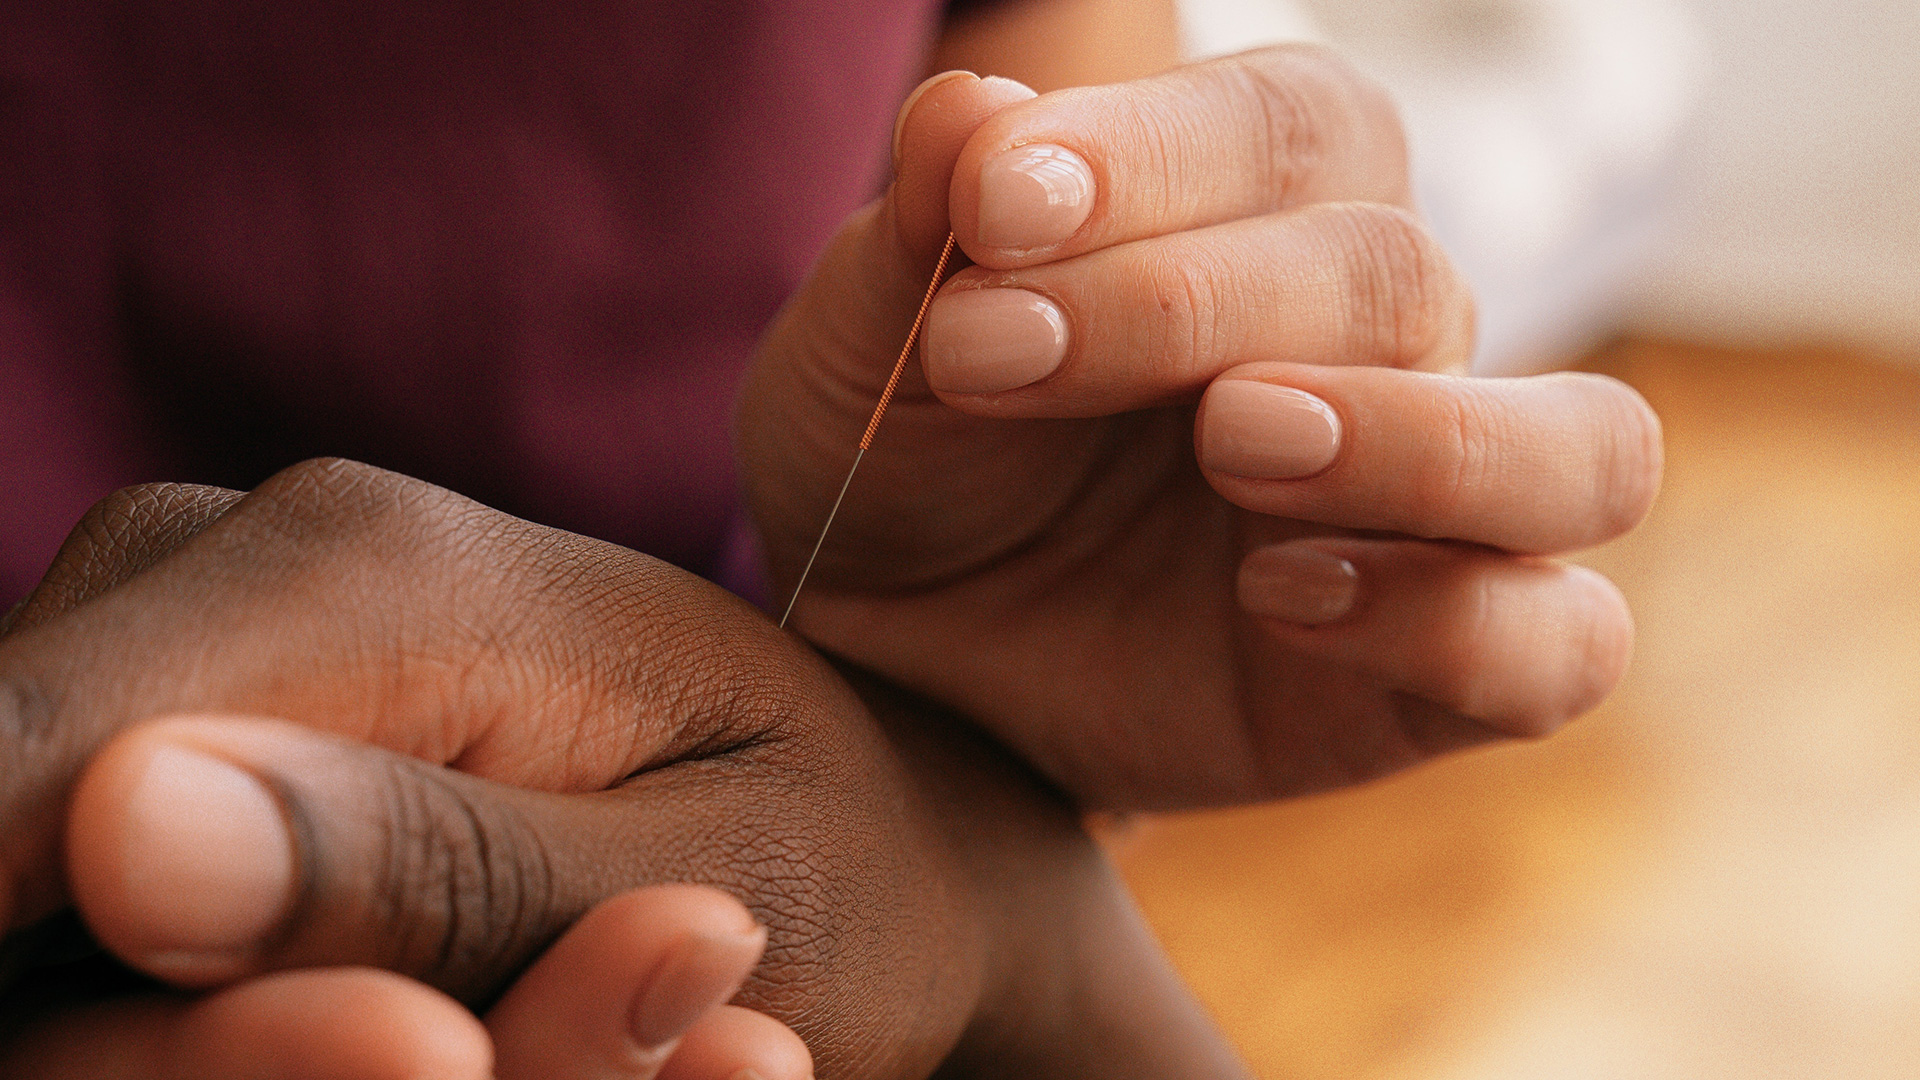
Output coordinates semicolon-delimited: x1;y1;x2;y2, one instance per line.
977;144;1094;249
892;69;977;171
1201;381;1342;479
116;744;296;968
631;925;768;1050
922;288;1069;394
1239;544;1359;624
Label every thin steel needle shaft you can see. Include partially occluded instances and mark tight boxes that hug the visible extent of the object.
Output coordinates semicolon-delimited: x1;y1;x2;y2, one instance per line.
779;232;958;629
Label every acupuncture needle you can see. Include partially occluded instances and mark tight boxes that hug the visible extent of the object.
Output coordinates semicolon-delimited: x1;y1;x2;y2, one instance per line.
778;231;959;629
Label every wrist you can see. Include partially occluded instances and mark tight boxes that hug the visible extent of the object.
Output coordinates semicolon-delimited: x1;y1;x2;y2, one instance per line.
835;660;1248;1080
951;849;1252;1080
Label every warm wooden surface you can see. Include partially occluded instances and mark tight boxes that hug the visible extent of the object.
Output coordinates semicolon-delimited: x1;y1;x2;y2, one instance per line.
1116;341;1920;1079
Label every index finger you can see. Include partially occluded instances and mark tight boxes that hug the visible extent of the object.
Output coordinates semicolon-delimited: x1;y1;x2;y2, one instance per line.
948;44;1411;267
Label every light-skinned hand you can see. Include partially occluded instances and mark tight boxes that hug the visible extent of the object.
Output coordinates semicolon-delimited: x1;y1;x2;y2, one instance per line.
739;52;1663;808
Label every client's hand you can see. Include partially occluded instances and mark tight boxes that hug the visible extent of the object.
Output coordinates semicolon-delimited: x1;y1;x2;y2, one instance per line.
740;54;1663;808
0;463;1243;1079
2;884;804;1080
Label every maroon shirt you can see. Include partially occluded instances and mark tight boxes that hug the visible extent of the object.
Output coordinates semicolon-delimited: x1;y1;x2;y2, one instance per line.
1;0;943;605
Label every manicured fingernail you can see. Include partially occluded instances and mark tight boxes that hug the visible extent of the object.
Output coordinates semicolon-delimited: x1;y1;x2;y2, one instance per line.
631;925;768;1050
116;744;295;969
892;70;977;171
922;288;1069;394
977;144;1094;249
1239;544;1359;624
1201;381;1342;479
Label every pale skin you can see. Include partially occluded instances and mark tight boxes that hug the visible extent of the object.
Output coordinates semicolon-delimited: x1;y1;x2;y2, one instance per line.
0;0;1662;1075
742;56;1659;809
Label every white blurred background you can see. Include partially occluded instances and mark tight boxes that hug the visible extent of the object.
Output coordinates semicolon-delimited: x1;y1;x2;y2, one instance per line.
1178;0;1920;371
1128;5;1920;1078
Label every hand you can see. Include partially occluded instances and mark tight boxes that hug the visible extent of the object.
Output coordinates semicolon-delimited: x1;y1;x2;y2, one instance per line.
0;464;1246;1079
0;885;809;1080
0;479;806;1080
738;52;1662;809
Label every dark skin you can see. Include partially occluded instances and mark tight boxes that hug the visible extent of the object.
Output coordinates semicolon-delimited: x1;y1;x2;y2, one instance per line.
0;460;1249;1080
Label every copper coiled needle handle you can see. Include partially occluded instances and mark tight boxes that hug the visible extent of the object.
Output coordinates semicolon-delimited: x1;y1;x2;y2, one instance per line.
777;233;958;629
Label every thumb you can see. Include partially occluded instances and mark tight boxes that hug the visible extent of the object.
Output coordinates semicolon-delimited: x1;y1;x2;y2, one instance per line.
890;71;1038;258
738;71;1035;583
62;716;765;1016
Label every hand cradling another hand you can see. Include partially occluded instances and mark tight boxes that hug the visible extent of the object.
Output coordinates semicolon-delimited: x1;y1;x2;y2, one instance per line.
0;463;1247;1080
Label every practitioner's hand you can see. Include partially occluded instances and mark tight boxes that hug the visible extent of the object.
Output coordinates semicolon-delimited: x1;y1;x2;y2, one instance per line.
0;466;1242;1080
739;52;1663;808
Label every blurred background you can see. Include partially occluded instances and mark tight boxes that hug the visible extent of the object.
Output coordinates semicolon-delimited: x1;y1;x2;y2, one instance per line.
1117;1;1920;1076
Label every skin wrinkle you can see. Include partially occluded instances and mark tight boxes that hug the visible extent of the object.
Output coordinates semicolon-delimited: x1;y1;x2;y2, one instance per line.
1157;242;1218;390
1329;203;1425;370
0;459;1195;1076
3;27;1666;1053
1233;54;1326;211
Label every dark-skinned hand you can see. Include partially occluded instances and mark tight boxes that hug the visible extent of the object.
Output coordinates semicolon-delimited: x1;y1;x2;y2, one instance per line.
0;461;1248;1080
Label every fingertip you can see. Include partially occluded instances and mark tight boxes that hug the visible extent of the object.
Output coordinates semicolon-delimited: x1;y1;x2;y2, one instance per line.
1567;564;1635;720
1597;374;1666;539
488;885;770;1080
1475;562;1635;739
891;70;979;173
659;1005;814;1080
892;72;1040;255
66;716;302;989
921;283;1070;398
180;969;492;1080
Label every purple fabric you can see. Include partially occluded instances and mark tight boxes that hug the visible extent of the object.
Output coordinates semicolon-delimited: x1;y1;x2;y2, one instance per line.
1;0;941;606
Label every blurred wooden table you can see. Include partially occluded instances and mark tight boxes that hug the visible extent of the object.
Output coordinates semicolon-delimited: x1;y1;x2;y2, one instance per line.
1116;341;1920;1079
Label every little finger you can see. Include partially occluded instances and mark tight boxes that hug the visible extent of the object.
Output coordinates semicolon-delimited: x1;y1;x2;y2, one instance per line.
1238;538;1634;737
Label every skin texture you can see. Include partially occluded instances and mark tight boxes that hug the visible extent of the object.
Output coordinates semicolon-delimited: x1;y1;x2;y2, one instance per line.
738;54;1663;810
1;483;806;1080
0;10;1663;1075
0;466;1250;1080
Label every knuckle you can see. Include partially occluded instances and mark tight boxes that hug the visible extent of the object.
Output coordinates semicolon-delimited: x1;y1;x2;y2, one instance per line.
1328;202;1452;367
241;457;490;560
1232;44;1410;204
1139;246;1221;382
362;764;556;1001
1405;381;1493;531
1218;52;1328;207
17;484;244;629
0;672;61;783
716;814;839;1000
